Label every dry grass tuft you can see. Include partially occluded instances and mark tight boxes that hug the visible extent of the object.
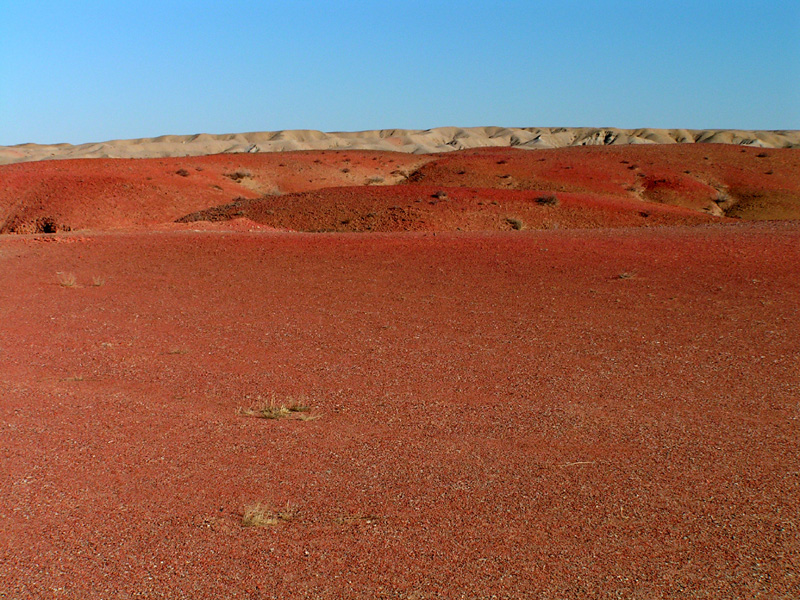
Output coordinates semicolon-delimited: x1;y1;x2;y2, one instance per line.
242;502;298;527
238;394;314;420
92;276;105;287
617;271;637;280
56;272;77;287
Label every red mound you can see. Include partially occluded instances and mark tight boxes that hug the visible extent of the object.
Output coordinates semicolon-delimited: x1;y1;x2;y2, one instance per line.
0;151;425;233
1;145;798;234
406;144;800;219
1;223;798;598
177;184;719;232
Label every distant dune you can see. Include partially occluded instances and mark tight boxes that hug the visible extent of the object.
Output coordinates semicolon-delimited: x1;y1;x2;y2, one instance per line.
1;126;798;164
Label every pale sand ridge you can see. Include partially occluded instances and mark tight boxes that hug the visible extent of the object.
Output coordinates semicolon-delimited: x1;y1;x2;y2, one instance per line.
1;126;798;164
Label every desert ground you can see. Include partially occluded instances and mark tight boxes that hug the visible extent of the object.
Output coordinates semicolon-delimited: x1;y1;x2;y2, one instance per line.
1;131;799;598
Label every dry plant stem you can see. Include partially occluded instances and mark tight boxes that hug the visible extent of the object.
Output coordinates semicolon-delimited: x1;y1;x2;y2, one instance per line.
57;272;77;287
242;502;297;527
238;395;311;420
242;504;278;527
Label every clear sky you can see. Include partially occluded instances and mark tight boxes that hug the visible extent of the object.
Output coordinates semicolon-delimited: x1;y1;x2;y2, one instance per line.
1;0;798;145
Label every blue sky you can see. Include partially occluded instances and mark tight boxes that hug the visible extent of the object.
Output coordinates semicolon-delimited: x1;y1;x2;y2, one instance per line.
1;0;798;145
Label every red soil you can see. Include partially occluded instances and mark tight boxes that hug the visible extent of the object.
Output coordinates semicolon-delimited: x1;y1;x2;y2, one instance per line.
406;145;800;220
176;184;719;232
0;151;426;233
1;223;799;598
2;145;798;234
1;144;799;597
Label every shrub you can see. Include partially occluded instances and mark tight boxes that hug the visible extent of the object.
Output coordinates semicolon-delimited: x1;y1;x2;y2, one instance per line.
505;217;525;231
535;195;559;207
224;169;253;182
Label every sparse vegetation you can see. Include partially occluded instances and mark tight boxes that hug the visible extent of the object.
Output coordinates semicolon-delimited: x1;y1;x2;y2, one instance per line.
334;513;380;525
224;169;253;182
366;175;385;185
92;276;105;287
617;272;636;280
175;169;190;177
242;502;298;527
57;272;77;287
536;195;559;207
505;217;525;231
238;394;314;420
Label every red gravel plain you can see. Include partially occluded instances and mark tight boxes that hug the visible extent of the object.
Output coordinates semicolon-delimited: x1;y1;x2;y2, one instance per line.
1;146;799;598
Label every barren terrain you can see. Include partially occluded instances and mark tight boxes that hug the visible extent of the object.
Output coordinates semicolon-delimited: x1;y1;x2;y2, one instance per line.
1;139;799;598
3;144;800;236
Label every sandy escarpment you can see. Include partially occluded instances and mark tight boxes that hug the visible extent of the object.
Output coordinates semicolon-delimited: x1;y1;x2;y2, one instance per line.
2;126;798;165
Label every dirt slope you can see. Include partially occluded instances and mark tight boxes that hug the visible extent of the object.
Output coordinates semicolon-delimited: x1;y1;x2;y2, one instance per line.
0;150;425;233
404;144;800;219
1;145;798;234
177;184;719;232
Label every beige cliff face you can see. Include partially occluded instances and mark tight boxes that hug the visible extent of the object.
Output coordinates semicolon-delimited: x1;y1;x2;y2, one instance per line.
2;126;798;165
